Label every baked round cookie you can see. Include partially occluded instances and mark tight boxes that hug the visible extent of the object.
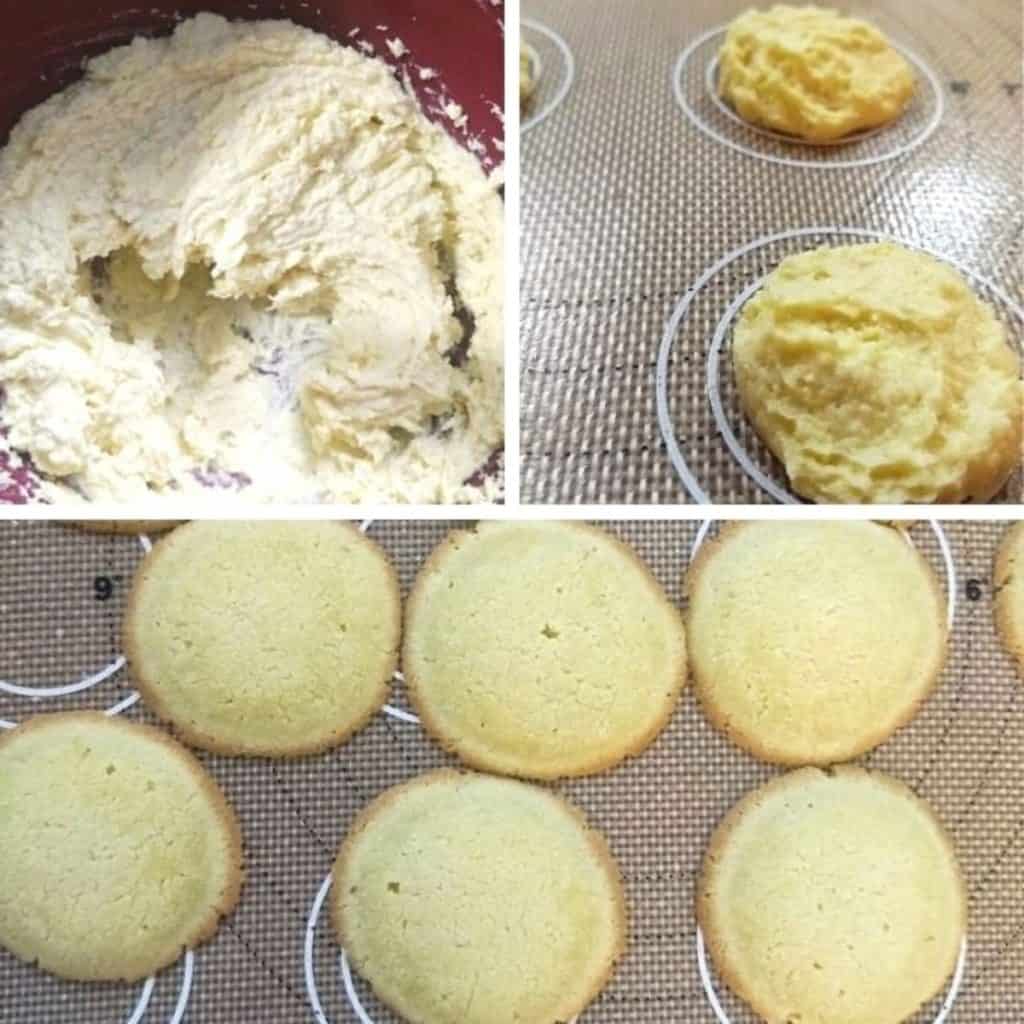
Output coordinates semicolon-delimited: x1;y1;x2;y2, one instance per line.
0;712;242;982
718;5;915;142
699;766;966;1024
995;522;1024;678
403;521;687;778
733;243;1022;504
125;520;400;756
687;521;946;764
333;769;626;1024
70;520;183;535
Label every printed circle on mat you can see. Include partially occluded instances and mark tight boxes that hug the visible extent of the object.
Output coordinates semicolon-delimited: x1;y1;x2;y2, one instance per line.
656;227;1024;505
994;522;1024;679
332;769;626;1024
0;523;146;695
672;20;942;169
0;712;242;982
698;767;967;1024
403;521;687;779
125;521;400;756
686;521;947;765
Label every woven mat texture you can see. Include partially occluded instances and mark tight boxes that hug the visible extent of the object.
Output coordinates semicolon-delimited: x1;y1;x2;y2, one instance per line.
0;519;1022;1022
520;0;1024;504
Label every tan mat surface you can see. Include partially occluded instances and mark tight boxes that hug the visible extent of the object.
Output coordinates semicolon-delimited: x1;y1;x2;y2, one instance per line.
520;0;1024;504
0;519;1022;1021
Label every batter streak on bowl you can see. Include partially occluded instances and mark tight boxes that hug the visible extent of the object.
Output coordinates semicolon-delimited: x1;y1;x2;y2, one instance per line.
0;14;503;503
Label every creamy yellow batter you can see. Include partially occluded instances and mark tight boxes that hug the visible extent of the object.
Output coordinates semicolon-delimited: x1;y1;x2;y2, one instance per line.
733;243;1022;504
719;5;915;142
0;15;503;503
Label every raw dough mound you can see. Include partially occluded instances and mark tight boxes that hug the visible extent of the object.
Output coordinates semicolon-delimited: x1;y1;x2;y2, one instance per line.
0;14;503;503
718;5;915;142
520;42;539;107
699;766;966;1024
732;243;1022;504
333;769;626;1024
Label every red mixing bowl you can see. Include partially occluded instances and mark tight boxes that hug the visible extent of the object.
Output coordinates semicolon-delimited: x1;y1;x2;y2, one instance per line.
0;0;505;503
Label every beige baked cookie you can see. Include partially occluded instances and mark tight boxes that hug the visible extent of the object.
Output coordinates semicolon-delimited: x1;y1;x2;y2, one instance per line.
718;5;915;142
403;521;687;779
733;243;1022;504
333;769;626;1024
69;520;183;535
686;521;946;765
0;712;242;982
995;522;1024;678
125;520;400;756
699;766;966;1024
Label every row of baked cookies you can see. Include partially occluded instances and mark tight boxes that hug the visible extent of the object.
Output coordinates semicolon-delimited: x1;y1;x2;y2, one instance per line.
117;517;965;772
56;516;1016;772
2;519;1021;1024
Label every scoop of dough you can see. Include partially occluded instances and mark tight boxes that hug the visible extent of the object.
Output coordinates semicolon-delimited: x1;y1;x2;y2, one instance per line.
718;4;915;141
520;42;538;106
732;242;1022;504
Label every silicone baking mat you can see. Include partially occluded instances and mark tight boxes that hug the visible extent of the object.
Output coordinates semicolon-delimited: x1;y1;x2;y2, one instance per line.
0;519;1021;1021
520;0;1024;504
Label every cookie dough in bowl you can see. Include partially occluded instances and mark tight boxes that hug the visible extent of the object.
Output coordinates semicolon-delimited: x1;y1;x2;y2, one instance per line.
0;14;503;503
732;243;1022;504
718;5;916;142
